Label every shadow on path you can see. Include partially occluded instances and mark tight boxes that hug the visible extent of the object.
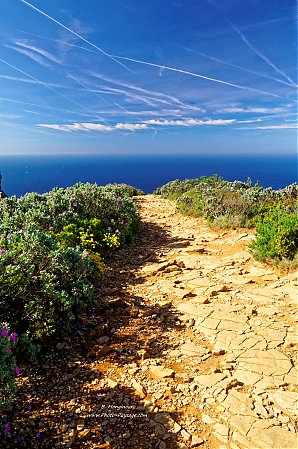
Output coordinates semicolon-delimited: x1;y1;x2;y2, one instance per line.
3;212;191;448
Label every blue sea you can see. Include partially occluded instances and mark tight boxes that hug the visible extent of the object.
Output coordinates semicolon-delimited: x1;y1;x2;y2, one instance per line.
0;154;296;197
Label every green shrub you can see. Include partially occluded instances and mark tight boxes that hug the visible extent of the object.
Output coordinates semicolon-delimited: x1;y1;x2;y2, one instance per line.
0;182;140;242
157;177;298;264
104;183;144;197
0;182;140;356
158;177;298;230
250;204;298;262
0;325;18;409
52;217;120;254
153;178;201;199
0;224;94;344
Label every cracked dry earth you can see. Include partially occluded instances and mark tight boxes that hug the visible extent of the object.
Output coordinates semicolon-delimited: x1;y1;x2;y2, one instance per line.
5;195;297;449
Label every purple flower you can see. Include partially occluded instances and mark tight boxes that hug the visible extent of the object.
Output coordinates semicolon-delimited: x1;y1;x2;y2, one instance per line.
27;405;31;411
1;327;8;337
0;249;7;255
10;332;17;342
7;233;13;238
15;366;20;375
3;422;10;435
20;436;25;441
73;202;78;207
7;346;11;352
36;432;41;437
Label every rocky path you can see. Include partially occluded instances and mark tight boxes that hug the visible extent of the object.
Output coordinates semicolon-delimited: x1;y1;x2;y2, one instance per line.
6;195;297;449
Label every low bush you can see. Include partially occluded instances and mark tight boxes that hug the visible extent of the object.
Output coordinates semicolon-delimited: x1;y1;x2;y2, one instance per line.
250;203;298;262
156;176;298;265
0;182;140;353
0;325;20;438
153;178;201;199
0;325;18;410
104;183;144;197
0;225;94;344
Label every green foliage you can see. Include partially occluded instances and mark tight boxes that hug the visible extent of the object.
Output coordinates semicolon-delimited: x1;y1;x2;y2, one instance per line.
0;325;18;410
52;217;120;253
153;178;201;199
0;182;140;352
156;176;298;264
104;183;144;197
250;204;298;262
0;225;94;343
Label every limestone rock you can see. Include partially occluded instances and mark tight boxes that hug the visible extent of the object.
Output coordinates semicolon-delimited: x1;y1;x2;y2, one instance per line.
191;435;204;447
149;365;175;379
180;342;208;357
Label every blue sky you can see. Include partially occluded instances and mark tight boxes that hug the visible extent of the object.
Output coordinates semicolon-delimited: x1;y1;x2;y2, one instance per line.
0;0;297;154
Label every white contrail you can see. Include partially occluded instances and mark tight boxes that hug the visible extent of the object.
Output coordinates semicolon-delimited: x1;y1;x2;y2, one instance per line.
0;96;96;117
22;108;68;121
113;102;158;136
110;55;286;99
0;57;108;124
20;30;286;100
182;46;295;88
67;73;106;102
66;73;124;129
13;39;61;64
19;0;133;72
20;31;97;54
224;16;297;87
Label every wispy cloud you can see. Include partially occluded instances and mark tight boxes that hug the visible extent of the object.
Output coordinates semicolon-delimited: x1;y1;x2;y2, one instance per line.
0;113;23;119
145;118;236;127
67;73;105;102
38;123;113;132
0;96;90;118
4;45;50;67
12;39;61;64
110;55;286;100
37;118;237;133
20;31;97;55
242;17;291;30
218;106;288;113
19;30;288;101
90;72;203;112
182;46;295;88
93;85;162;107
224;16;297;87
115;123;148;131
19;0;133;72
244;124;298;130
0;57;110;122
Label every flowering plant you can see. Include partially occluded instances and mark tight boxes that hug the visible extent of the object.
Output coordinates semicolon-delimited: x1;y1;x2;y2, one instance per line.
0;324;18;411
0;183;140;351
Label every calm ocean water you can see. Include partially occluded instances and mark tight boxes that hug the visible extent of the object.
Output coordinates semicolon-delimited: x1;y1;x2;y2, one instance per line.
0;154;296;197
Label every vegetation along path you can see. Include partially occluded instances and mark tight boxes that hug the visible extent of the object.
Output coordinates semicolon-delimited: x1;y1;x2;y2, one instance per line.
7;195;297;449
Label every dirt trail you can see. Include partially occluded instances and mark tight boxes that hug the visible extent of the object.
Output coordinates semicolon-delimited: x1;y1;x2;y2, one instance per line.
6;195;297;449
